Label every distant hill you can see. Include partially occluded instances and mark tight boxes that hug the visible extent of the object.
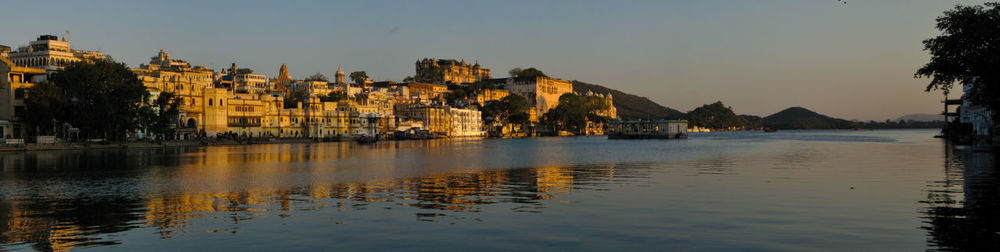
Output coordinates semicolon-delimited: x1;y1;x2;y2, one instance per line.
572;81;684;120
896;113;944;122
685;101;757;130
763;107;858;129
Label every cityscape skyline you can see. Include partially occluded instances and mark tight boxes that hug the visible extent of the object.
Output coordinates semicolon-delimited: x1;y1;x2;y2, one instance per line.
1;0;986;121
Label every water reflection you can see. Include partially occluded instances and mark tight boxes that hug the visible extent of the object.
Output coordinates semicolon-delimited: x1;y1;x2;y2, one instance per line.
0;144;641;251
922;143;1000;250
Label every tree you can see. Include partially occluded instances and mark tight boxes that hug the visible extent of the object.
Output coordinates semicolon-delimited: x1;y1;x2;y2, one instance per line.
917;2;1000;113
468;80;496;91
508;68;522;77
482;94;530;129
685;101;750;130
349;71;368;85
509;67;547;78
139;92;181;139
23;82;63;136
47;60;149;141
541;93;610;134
403;76;415;82
304;72;328;82
283;90;309;108
318;91;348;102
418;65;443;83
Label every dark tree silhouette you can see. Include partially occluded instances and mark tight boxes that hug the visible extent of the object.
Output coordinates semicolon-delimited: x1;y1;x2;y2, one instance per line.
916;2;1000;112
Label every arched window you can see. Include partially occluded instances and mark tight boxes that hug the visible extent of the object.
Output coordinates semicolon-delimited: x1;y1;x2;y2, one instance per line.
209;99;213;106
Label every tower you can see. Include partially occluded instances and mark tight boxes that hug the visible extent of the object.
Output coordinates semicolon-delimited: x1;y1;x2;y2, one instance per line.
277;64;291;84
335;65;346;84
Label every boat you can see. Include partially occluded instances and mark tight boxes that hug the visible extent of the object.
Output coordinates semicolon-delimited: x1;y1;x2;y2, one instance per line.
763;128;778;133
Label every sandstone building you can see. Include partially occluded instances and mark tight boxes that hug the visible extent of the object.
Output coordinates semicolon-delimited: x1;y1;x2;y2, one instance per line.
7;35;106;75
415;58;490;84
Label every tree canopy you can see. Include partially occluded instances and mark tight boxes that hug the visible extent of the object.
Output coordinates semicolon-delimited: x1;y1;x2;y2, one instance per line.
318;91;348;102
349;71;368;84
917;2;1000;112
138;92;181;138
23;82;62;135
482;94;530;126
283;90;309;108
509;67;547;78
685;101;751;130
304;72;329;82
45;60;149;140
542;93;610;134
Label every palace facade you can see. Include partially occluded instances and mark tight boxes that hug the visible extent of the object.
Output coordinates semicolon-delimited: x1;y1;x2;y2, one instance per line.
415;58;491;84
7;35;106;74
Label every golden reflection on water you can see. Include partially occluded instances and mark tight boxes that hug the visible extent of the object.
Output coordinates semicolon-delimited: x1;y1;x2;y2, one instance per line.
1;141;615;251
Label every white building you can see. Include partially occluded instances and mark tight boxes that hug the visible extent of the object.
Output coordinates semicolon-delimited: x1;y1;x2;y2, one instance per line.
960;80;993;136
446;107;484;137
8;34;106;79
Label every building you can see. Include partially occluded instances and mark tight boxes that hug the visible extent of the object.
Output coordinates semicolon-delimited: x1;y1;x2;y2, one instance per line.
475;89;510;105
959;79;993;136
446;107;484;137
608;120;688;139
490;76;573;115
8;34;106;74
415;58;491;84
132;50;215;134
583;90;617;119
0;55;47;141
395;104;451;136
335;65;346;84
219;63;269;94
407;82;448;99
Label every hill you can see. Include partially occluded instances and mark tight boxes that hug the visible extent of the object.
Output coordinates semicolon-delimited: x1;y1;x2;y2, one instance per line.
572;81;684;120
895;113;944;122
763;107;858;129
685;101;757;130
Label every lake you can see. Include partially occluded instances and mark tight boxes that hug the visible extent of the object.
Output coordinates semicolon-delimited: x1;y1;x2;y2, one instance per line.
1;129;997;251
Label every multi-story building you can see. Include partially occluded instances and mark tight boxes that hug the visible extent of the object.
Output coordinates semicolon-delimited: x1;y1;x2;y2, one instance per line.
218;63;269;94
959;79;993;136
415;58;491;84
446;107;484;137
475;89;510;105
0;55;46;141
407;82;448;98
7;34;106;74
489;76;573;115
395;104;451;136
132;50;215;132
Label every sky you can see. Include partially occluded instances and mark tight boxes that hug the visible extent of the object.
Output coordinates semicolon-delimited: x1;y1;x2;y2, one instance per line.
0;0;988;121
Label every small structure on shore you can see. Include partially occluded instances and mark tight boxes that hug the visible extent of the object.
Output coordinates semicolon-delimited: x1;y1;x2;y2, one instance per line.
608;120;688;139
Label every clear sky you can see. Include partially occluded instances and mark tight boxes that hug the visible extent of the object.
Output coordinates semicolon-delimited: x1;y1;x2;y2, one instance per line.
1;0;987;120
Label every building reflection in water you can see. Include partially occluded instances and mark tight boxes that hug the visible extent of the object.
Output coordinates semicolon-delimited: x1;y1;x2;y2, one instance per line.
0;142;640;251
922;143;1000;250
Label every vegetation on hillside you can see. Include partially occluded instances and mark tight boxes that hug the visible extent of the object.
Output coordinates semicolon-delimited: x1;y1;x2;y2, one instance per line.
571;81;684;120
685;101;756;130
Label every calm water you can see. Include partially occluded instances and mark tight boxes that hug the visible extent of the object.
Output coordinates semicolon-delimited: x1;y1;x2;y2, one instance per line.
1;129;997;251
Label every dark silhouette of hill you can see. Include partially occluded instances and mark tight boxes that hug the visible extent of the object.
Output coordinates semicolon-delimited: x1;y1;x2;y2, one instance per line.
895;113;943;122
572;81;684;120
763;107;858;129
685;101;756;130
